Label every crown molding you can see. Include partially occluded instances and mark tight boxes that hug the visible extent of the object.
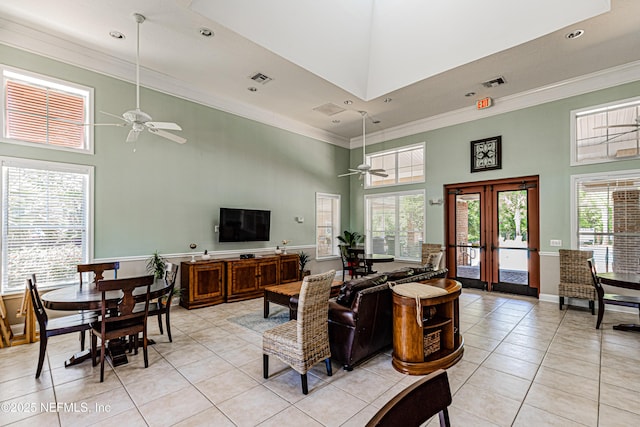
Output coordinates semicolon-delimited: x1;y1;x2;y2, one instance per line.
0;17;350;148
354;60;640;148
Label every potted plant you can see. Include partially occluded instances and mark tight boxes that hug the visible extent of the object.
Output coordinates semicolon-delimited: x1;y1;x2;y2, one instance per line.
298;251;312;278
146;250;166;279
337;230;364;248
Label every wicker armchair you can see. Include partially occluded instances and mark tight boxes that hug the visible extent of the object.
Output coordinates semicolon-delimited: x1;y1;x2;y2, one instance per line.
558;249;595;314
263;269;336;395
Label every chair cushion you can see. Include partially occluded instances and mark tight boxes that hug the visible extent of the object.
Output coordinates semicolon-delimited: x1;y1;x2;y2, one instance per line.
384;268;415;281
335;274;388;307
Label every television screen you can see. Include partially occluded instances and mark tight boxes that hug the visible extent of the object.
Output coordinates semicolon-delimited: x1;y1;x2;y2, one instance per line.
219;208;271;242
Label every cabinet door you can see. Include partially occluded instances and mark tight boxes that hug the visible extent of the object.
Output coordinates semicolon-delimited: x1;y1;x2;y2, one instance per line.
258;258;279;288
192;263;225;301
280;254;299;283
228;261;259;298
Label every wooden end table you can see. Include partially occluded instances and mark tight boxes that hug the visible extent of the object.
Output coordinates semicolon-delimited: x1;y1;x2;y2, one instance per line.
264;280;342;319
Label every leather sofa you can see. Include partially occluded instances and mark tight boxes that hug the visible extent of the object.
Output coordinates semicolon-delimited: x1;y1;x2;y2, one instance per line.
327;267;448;370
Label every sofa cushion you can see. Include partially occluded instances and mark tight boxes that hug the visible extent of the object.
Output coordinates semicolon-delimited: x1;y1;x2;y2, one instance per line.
335;274;388;307
384;267;415;281
423;252;443;270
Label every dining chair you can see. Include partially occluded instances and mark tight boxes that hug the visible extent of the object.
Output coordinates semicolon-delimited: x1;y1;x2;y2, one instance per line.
558;249;595;314
27;274;98;378
366;369;452;427
90;275;154;382
339;246;367;282
587;259;640;329
263;269;336;394
147;262;179;342
77;262;119;287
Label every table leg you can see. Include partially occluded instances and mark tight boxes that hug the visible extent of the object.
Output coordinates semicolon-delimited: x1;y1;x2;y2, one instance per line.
264;292;270;318
613;324;640;332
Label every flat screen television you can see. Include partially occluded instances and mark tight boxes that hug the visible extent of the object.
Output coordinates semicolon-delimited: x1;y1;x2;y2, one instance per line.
219;207;271;242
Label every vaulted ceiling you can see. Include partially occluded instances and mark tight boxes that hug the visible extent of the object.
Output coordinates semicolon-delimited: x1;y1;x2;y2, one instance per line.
0;0;638;146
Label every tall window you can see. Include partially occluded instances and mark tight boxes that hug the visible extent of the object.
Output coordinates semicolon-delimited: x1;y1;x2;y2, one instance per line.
571;96;640;165
365;190;425;261
316;193;341;258
366;143;424;187
573;170;640;274
1;158;92;294
1;65;93;153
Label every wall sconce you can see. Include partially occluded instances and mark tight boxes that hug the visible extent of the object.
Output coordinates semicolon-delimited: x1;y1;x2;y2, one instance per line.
429;198;443;206
295;216;304;223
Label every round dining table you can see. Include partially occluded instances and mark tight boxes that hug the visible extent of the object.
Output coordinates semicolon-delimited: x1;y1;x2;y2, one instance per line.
41;279;170;311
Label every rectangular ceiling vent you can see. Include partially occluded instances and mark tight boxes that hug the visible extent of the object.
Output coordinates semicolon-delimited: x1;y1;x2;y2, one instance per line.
249;72;273;84
312;103;346;116
481;76;507;88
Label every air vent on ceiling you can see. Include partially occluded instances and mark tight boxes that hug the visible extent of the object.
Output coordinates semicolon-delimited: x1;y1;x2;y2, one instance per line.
481;76;507;88
312;103;346;116
249;72;273;84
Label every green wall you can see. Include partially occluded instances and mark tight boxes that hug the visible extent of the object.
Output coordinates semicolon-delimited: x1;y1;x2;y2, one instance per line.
350;81;640;252
0;44;350;258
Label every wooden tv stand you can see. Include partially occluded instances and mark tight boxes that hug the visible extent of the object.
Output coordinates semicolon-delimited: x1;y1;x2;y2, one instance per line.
180;253;299;308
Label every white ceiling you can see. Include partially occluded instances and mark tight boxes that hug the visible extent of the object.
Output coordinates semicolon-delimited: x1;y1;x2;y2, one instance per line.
0;0;638;147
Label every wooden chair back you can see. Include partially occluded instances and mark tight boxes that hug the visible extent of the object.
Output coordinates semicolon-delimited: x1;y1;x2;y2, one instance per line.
77;262;119;287
96;275;154;324
27;274;48;333
366;369;452;427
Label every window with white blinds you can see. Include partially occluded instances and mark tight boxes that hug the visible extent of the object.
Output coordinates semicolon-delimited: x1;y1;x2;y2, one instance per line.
316;193;341;258
573;171;640;274
1;66;93;153
1;158;92;294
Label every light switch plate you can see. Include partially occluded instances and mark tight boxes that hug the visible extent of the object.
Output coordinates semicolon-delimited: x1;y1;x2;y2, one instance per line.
550;239;562;247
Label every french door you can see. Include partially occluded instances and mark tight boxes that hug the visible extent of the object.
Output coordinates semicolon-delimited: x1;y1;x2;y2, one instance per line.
445;176;539;296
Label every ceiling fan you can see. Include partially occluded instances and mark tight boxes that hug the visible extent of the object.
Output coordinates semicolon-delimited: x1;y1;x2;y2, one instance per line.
338;111;388;179
593;117;640;142
96;13;186;145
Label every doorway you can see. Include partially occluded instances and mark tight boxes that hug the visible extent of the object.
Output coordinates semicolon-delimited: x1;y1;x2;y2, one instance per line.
444;176;539;297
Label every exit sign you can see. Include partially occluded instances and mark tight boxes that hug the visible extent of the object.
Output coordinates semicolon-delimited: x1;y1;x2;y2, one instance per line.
476;97;493;110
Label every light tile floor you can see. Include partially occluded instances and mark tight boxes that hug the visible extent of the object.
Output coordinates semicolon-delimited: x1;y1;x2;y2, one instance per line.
1;289;640;426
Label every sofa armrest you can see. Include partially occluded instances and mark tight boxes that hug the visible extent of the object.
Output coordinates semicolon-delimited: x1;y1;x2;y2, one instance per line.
329;300;356;327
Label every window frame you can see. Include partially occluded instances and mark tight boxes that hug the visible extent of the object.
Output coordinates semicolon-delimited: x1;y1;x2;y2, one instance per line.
365;142;425;188
1;64;95;154
315;192;341;260
0;156;94;295
570;95;640;166
365;189;425;262
570;168;640;273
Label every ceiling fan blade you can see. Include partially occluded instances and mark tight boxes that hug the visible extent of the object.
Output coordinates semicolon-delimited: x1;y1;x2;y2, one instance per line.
148;128;187;144
146;121;182;131
338;171;360;177
594;124;640;129
369;168;386;173
370;171;389;178
126;129;140;143
80;122;125;127
100;110;128;123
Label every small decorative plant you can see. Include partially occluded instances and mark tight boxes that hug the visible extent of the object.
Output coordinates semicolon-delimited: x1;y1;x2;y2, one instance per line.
337;230;363;247
299;251;311;275
146;251;166;279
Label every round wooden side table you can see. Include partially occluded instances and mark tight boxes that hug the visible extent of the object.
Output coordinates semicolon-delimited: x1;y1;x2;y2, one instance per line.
391;278;464;375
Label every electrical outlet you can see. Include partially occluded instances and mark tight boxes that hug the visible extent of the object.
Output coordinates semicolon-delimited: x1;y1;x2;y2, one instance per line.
550;239;562;247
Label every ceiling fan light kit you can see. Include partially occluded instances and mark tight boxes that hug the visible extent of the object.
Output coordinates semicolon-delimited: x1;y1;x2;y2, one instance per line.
338;111;388;180
93;13;186;145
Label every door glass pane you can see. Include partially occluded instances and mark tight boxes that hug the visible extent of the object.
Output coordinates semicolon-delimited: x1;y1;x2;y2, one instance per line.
456;194;480;279
497;190;529;285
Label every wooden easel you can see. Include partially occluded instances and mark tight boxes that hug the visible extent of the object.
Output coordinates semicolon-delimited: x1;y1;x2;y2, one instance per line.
10;287;38;346
0;295;13;348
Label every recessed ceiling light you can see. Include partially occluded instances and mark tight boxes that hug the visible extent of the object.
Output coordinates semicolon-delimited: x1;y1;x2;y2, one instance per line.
383;98;392;103
465;92;476;97
344;100;353;105
199;27;214;37
248;87;258;92
565;29;584;40
109;31;125;40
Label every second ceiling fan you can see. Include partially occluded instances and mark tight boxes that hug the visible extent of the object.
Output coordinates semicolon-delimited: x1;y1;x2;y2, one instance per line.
338;111;388;179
